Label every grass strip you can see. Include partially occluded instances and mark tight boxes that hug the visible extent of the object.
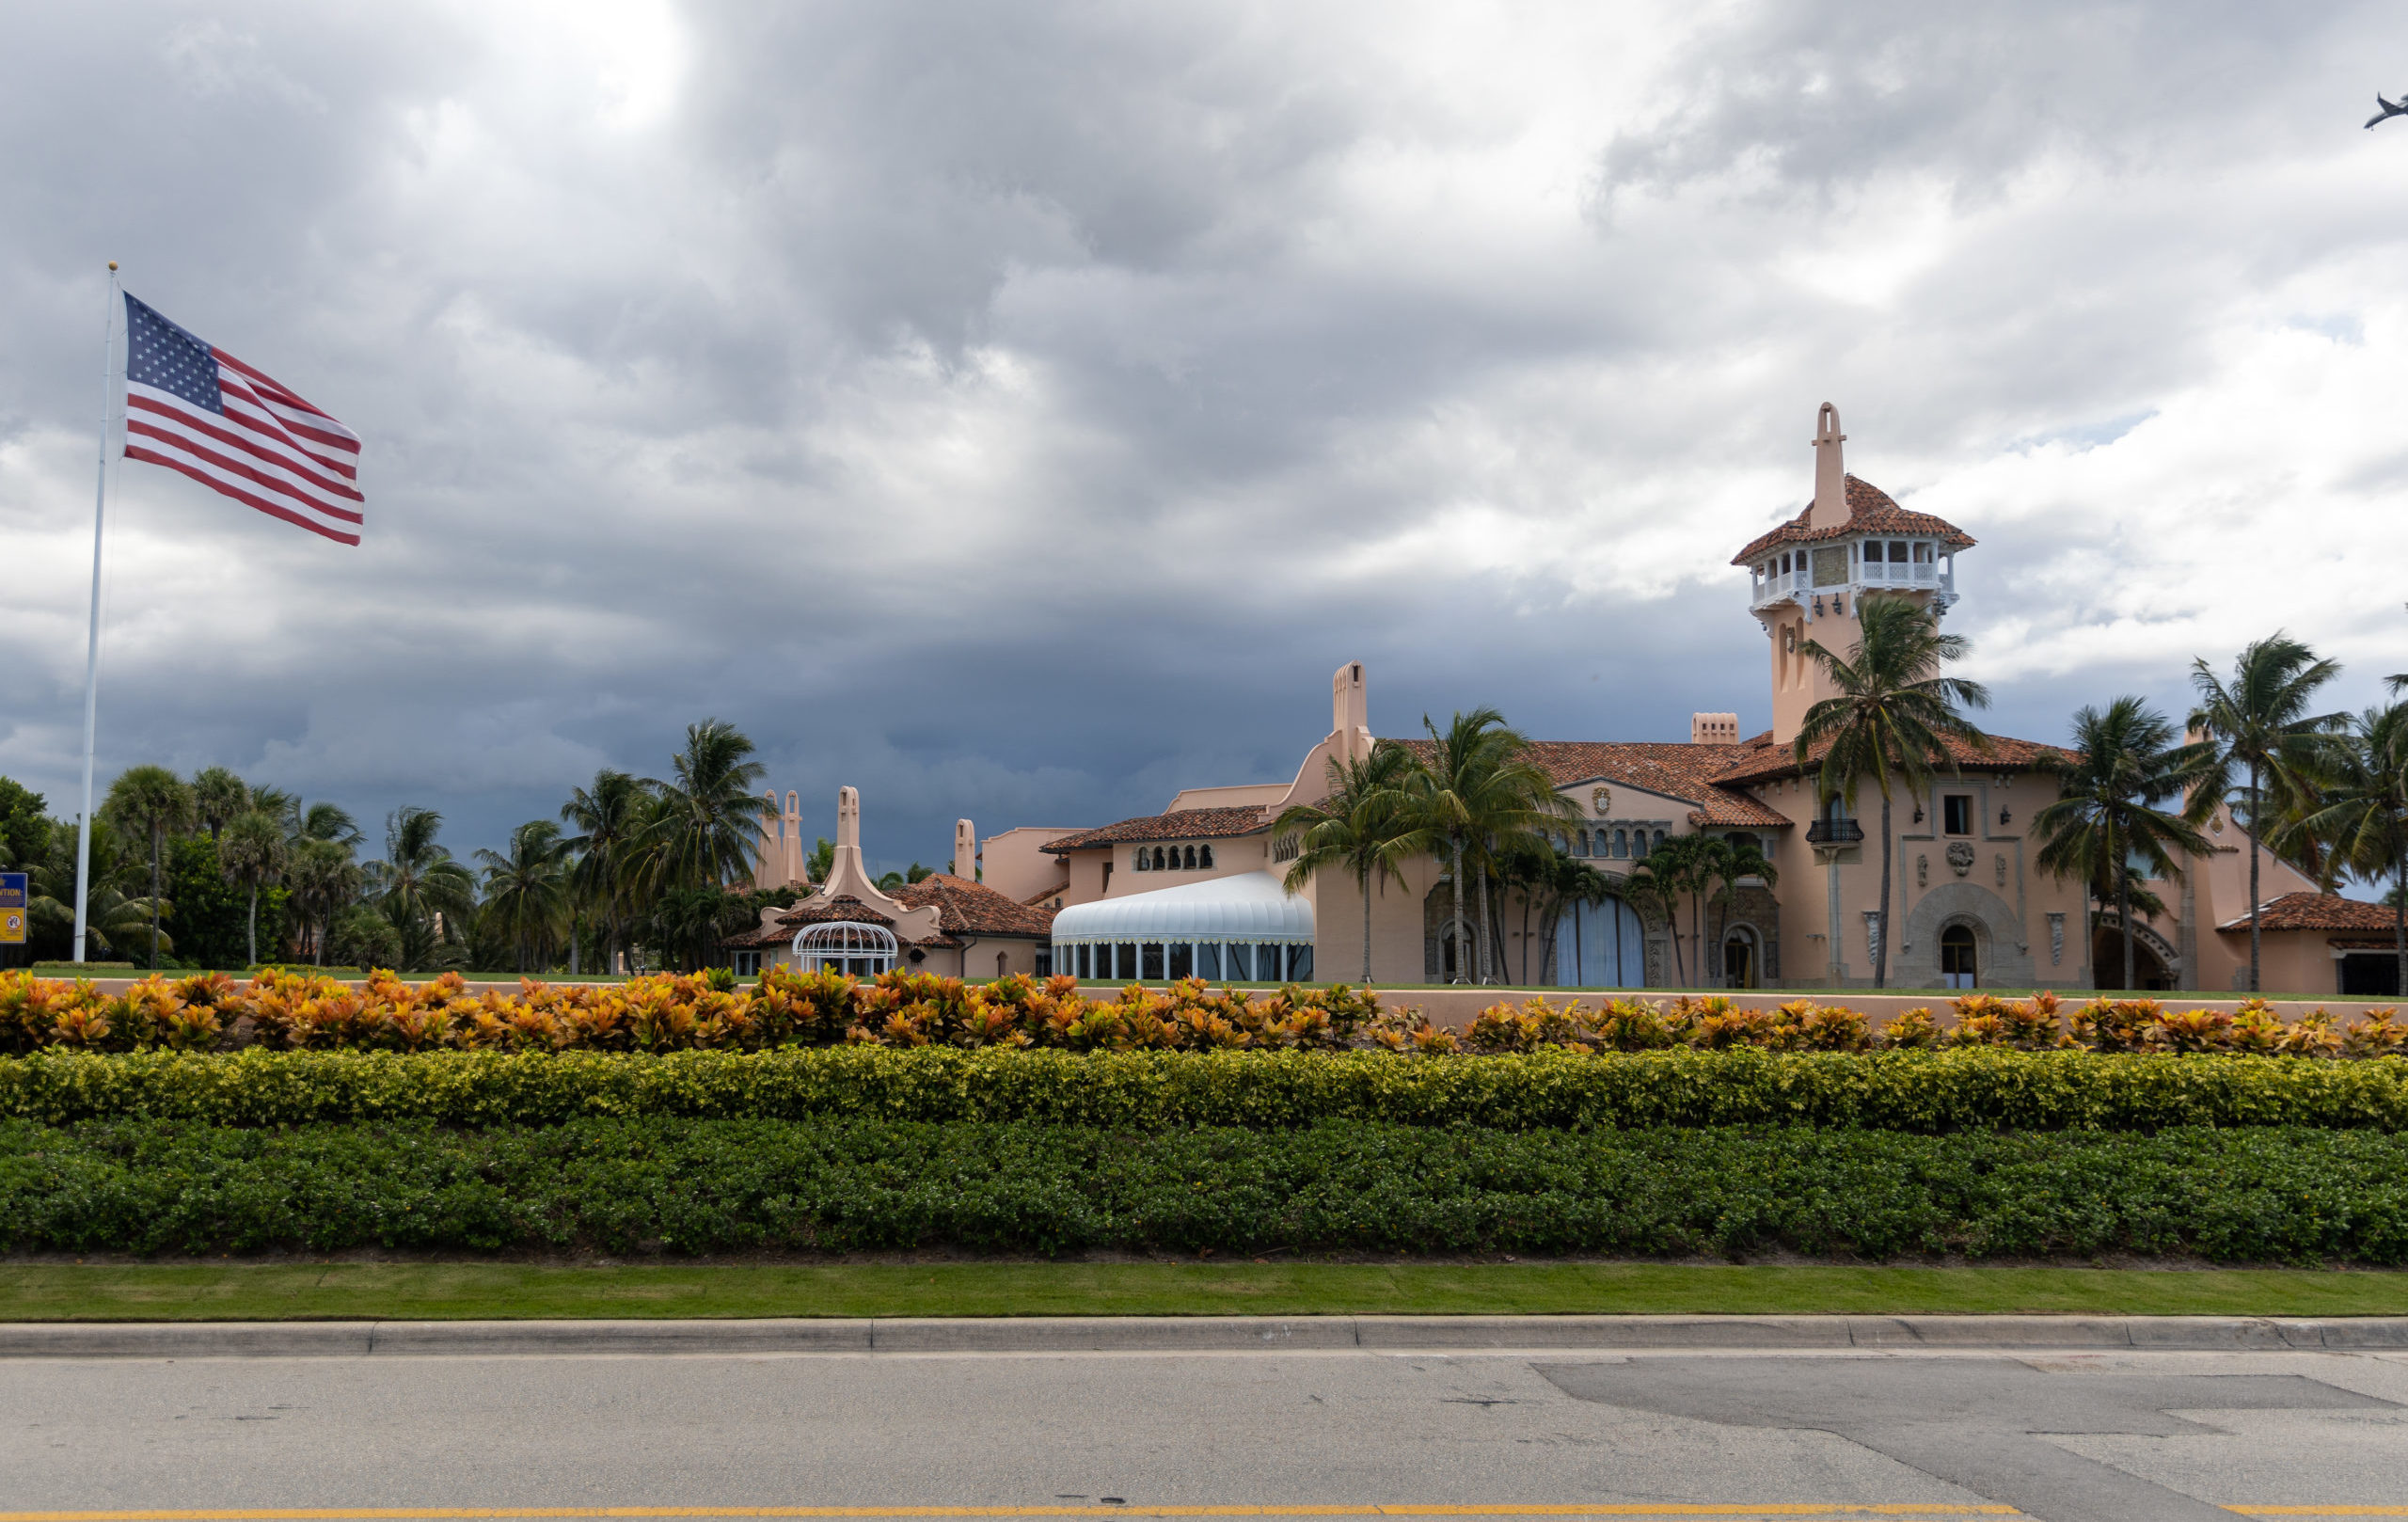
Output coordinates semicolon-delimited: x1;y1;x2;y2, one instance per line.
9;1260;2408;1322
10;1047;2408;1132
8;1118;2408;1263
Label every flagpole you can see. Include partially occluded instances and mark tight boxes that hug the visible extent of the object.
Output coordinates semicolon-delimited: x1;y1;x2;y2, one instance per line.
71;262;119;966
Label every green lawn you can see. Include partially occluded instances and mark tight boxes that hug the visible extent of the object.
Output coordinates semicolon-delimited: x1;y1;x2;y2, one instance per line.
7;1261;2408;1322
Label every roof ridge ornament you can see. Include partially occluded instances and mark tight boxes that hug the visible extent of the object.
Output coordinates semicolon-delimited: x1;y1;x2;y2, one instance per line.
1810;402;1849;531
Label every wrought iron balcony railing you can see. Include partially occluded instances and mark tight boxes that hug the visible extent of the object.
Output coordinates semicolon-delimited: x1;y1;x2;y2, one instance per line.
1805;818;1865;845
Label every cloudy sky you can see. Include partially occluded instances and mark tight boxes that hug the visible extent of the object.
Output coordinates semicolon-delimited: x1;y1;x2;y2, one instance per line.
7;0;2408;872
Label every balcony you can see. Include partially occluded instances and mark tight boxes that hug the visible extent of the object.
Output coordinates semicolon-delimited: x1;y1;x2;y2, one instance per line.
1805;818;1864;845
1745;540;1956;614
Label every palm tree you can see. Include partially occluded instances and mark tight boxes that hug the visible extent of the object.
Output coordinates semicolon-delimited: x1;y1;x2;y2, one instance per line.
101;765;194;972
2189;633;2348;993
1795;594;1992;989
1405;709;1578;984
1619;851;1682;986
190;768;250;841
286;836;362;966
1693;833;1780;987
364;807;478;971
214;808;290;967
2032;697;2215;991
1522;848;1612;986
476;819;573;974
562;769;653;976
25;816;168;961
2292;704;2408;996
647;720;768;893
1274;742;1425;982
1631;832;1708;986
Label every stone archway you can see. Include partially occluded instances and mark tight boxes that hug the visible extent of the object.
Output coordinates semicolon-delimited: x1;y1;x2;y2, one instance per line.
2091;913;2179;991
1897;882;2036;989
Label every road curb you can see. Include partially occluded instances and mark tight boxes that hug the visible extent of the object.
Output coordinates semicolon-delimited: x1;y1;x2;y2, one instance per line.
4;1314;2408;1358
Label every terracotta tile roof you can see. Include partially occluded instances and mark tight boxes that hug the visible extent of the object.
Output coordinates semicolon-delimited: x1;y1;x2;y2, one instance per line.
890;872;1058;939
2217;892;2402;934
1709;729;2068;786
1394;738;1791;829
1729;475;1976;566
1040;806;1271;853
1020;878;1070;907
721;895;895;949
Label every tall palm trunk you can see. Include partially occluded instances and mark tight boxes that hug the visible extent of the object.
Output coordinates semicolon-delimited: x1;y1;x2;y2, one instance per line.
246;884;259;968
1696;880;1714;989
1519;892;1531;984
2246;762;2262;993
1359;866;1373;983
1666;901;1686;986
2396;861;2405;1000
2118;863;2135;992
148;825;163;972
1464;862;1482;982
1450;835;1466;983
1874;794;1893;989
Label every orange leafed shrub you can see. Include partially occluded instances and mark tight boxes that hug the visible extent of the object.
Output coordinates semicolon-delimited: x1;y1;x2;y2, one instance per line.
0;964;2401;1061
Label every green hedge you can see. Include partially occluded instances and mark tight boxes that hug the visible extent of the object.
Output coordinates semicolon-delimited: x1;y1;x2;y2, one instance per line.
5;1047;2408;1133
7;1118;2406;1262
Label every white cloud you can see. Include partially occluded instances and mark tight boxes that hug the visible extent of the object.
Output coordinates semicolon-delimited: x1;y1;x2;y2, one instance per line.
4;0;2408;859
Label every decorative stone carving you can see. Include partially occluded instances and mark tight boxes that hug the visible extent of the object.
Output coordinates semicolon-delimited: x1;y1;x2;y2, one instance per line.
1994;853;2007;886
1592;786;1610;816
1946;840;1975;877
1916;852;1928;888
2047;912;2065;966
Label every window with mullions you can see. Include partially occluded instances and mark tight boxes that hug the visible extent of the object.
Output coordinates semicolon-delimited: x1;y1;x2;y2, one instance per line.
1943;795;1972;835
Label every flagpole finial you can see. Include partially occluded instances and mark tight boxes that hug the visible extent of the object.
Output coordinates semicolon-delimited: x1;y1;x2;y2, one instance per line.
106;261;117;271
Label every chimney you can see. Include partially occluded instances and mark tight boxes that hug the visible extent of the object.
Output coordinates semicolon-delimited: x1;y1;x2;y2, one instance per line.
953;819;975;880
1810;402;1849;531
1691;712;1739;745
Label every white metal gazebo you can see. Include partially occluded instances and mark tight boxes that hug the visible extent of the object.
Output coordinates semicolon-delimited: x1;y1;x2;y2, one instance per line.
791;920;898;977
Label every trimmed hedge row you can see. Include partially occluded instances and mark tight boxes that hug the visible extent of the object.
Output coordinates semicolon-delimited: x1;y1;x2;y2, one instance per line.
8;1046;2408;1132
7;1118;2406;1262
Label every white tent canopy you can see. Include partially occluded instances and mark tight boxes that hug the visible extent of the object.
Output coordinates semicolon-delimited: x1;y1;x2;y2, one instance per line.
1051;870;1313;983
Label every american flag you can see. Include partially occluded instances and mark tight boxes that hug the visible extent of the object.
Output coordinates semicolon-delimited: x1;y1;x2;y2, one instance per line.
121;293;364;545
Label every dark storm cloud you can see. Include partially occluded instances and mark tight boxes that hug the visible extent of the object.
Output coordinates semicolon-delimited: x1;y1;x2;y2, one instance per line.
5;0;2408;872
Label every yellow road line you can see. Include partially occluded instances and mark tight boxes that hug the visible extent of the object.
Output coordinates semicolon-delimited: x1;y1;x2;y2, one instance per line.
0;1509;2031;1521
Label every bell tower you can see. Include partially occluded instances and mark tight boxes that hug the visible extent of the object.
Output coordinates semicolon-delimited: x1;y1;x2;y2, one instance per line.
1732;404;1973;746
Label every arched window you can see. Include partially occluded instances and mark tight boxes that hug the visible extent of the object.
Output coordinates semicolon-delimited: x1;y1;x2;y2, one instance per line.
1631;830;1648;860
1199;844;1214;868
1152;846;1167;870
1578;829;1592;857
1134;848;1150;871
1613;829;1628;858
1183;845;1197;870
1653;830;1667;853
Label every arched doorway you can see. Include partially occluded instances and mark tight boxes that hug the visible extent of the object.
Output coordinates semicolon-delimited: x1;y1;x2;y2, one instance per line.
1940;924;1977;990
1556;896;1648;988
1722;927;1759;990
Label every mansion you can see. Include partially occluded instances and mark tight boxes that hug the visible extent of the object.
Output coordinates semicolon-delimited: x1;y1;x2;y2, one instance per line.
735;404;2390;996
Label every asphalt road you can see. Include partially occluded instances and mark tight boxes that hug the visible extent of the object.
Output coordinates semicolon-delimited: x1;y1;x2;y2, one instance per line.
6;1342;2408;1522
